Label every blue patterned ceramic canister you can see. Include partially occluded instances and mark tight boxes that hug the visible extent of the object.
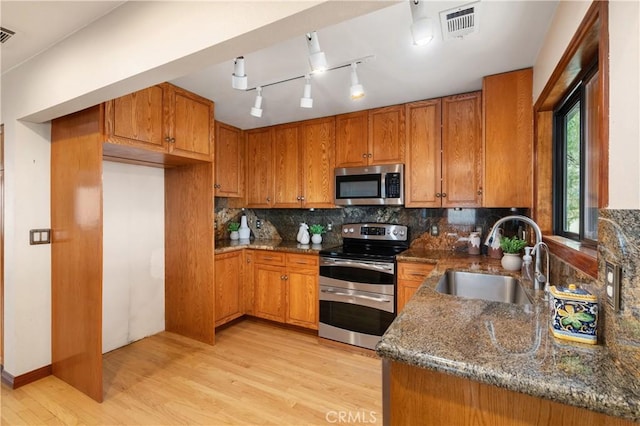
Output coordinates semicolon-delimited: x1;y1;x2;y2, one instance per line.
549;284;598;344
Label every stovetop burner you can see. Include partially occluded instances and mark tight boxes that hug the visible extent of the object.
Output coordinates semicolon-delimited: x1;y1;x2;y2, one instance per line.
320;223;409;261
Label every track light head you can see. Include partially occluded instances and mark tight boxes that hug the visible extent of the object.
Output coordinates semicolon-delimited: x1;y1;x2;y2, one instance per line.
232;56;248;90
410;1;434;46
300;74;313;108
306;31;328;73
250;86;263;117
350;63;364;100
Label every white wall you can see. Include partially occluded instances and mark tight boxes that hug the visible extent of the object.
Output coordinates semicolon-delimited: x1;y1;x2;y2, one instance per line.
1;1;389;377
533;0;640;209
102;162;165;354
608;1;640;208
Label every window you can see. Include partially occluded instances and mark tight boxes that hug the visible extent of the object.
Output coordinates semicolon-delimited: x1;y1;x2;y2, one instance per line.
553;63;599;245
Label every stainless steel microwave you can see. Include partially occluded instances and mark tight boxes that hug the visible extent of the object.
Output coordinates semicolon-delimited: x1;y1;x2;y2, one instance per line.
334;164;404;206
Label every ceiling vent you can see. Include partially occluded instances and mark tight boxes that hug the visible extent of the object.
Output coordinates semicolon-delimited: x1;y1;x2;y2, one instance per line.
1;27;15;44
439;1;480;40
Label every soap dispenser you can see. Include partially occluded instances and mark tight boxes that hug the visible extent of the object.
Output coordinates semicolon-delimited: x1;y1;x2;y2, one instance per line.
521;246;534;283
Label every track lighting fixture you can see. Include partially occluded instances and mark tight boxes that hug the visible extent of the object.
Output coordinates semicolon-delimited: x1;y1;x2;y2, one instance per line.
306;31;328;73
232;56;248;90
349;63;364;100
300;74;313;108
409;0;434;46
250;86;263;117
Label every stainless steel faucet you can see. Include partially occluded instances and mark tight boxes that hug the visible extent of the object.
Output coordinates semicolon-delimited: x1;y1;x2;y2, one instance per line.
484;215;547;290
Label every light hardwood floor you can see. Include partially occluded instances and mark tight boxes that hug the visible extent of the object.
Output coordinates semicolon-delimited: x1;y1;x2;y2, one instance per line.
1;319;382;425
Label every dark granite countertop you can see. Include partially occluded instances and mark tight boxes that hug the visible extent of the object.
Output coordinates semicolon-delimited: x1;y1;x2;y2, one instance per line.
378;252;640;422
215;239;328;254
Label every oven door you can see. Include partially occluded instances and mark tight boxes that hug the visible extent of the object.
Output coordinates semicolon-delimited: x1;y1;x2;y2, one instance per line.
319;286;395;350
319;257;395;295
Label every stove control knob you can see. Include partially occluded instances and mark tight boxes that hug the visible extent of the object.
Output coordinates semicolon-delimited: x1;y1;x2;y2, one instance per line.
343;228;348;234
392;230;398;235
349;227;355;233
400;230;405;236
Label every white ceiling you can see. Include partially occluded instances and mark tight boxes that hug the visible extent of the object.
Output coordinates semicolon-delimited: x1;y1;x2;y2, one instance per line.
1;1;558;131
0;1;126;73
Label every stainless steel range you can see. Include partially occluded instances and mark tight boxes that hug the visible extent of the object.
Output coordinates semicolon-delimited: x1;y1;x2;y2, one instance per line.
318;223;409;350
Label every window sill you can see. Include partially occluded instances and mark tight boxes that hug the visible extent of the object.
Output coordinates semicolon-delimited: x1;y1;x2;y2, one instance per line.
542;235;598;279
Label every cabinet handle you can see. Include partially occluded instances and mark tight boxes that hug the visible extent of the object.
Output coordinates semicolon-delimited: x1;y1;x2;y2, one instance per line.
266;197;271;202
247;258;251;263
477;189;483;195
171;138;176;143
441;193;447;198
300;195;305;201
362;153;367;158
367;153;372;158
435;193;442;198
296;196;301;201
165;137;171;142
284;275;288;280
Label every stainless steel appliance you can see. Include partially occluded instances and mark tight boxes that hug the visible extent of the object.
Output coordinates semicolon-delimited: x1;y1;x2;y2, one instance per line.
319;223;409;349
334;164;404;206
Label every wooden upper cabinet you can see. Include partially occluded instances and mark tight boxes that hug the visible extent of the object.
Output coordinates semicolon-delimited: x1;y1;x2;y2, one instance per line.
335;106;404;167
246;127;274;208
106;85;166;150
300;117;335;208
442;91;483;208
104;82;214;163
483;68;533;208
169;86;214;161
335;111;369;167
369;105;405;165
214;121;244;198
273;124;302;208
405;99;442;207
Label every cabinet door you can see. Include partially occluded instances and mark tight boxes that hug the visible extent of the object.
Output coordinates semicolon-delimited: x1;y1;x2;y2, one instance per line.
335;111;369;167
214;251;243;326
273;124;302;208
442;92;483;207
397;262;435;311
253;263;285;322
244;251;254;316
369;105;405;165
286;268;319;330
246;128;274;208
483;68;533;208
105;85;166;151
215;122;244;198
300;117;335;208
405;100;442;207
170;87;214;161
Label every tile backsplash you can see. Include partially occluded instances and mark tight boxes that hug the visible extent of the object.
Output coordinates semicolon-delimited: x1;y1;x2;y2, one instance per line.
215;197;526;250
598;209;640;351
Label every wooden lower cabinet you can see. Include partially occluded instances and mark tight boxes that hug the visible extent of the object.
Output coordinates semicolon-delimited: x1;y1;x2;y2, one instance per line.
385;360;635;426
397;262;435;312
214;251;244;327
285;254;319;330
250;250;318;330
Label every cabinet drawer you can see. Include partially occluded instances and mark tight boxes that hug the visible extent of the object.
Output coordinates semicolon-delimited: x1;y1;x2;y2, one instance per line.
253;250;286;266
286;253;319;269
398;262;435;282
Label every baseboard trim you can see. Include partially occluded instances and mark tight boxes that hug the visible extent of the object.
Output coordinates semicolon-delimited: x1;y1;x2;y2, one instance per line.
1;364;52;389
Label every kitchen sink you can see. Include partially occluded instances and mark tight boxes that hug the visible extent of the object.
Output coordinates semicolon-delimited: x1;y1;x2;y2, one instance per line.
435;271;532;305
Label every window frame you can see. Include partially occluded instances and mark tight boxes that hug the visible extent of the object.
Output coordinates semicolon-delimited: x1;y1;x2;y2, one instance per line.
552;61;599;247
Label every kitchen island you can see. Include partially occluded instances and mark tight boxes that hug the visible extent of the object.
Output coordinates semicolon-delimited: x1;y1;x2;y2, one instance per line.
377;250;640;425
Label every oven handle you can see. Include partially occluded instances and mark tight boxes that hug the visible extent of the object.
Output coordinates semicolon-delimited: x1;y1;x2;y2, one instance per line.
321;288;392;303
320;257;395;273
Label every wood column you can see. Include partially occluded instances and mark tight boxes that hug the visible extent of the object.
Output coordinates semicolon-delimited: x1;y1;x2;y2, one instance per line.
51;106;104;402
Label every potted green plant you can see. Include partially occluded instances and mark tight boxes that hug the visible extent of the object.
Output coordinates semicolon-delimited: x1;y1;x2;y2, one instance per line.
499;236;528;271
228;221;240;240
309;224;325;244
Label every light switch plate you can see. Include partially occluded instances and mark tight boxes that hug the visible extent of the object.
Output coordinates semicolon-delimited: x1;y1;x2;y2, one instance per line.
29;228;51;245
605;261;621;311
